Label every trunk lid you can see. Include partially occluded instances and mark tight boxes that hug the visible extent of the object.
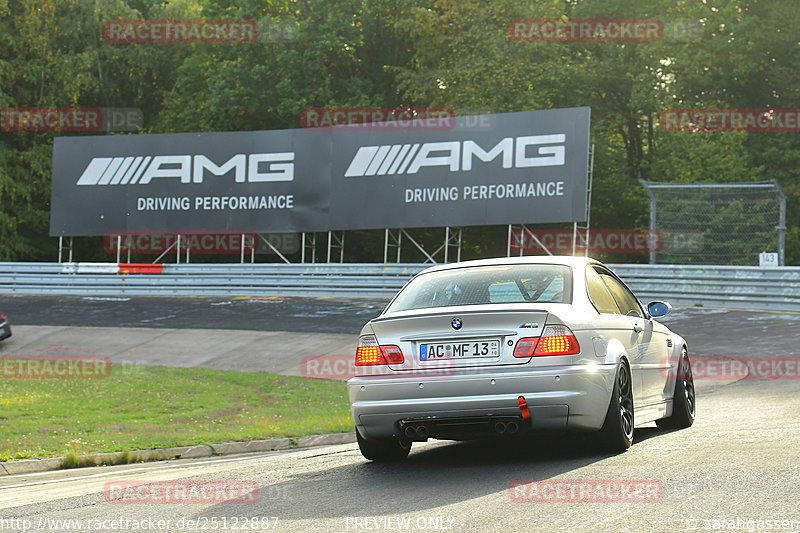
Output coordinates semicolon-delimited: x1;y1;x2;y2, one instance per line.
369;307;550;372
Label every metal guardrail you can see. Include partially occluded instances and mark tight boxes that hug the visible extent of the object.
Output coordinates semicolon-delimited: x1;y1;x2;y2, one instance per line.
0;262;799;311
611;264;800;311
0;262;425;299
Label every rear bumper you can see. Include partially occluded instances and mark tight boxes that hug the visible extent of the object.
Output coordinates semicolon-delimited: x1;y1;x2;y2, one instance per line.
348;363;616;440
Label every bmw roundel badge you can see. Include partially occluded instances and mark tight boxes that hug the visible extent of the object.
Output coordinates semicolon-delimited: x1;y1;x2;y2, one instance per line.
451;318;462;330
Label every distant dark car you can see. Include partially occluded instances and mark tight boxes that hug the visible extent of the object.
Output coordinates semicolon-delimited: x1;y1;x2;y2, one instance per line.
0;313;11;341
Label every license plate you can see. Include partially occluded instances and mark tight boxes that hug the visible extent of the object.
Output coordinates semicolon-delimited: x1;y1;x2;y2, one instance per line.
419;340;500;360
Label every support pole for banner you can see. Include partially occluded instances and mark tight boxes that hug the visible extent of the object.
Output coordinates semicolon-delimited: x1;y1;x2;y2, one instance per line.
525;227;552;256
384;229;403;263
510;225;553;256
240;233;245;264
326;231;345;263
402;229;437;264
584;143;595;257
59;236;74;263
572;222;578;256
302;233;317;263
443;227;462;263
508;225;553;256
116;235;121;264
153;238;178;264
259;234;291;264
176;234;181;264
572;143;595;257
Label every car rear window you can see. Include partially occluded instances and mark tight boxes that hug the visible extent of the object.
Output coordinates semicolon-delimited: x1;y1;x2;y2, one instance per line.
386;264;572;312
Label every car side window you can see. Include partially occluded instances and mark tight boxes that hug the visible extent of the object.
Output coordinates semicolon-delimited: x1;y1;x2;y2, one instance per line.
599;273;645;318
585;267;620;314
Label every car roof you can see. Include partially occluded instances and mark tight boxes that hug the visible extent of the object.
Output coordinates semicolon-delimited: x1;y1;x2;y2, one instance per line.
414;255;602;275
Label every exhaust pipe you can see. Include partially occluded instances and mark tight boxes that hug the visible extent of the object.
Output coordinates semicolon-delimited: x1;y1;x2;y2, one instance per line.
403;424;430;440
493;421;507;434
507;421;519;434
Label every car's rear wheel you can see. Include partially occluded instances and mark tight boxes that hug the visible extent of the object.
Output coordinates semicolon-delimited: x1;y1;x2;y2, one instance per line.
356;428;411;461
598;361;634;452
656;350;696;429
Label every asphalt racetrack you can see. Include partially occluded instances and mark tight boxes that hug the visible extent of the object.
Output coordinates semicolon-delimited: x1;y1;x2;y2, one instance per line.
2;295;799;370
1;294;799;532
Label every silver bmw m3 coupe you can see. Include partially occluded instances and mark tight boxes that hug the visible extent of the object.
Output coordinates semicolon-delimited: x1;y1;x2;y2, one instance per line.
348;256;695;461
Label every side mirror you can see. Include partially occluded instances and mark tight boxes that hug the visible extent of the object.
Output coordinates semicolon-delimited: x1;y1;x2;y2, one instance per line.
647;301;672;318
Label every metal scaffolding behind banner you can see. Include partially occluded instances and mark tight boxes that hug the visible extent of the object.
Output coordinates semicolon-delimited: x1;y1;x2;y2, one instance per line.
444;227;462;263
506;224;555;256
57;236;74;263
327;231;345;263
301;232;317;264
575;144;596;256
382;227;462;264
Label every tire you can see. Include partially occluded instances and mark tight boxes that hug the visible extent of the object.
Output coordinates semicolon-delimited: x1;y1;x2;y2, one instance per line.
356;428;411;462
656;350;696;429
597;361;635;452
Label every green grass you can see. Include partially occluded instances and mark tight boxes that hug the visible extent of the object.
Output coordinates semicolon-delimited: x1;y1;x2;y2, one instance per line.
0;364;352;461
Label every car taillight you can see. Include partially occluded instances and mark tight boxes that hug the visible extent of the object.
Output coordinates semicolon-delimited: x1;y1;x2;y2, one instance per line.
513;325;580;357
355;345;383;365
513;337;540;358
534;325;580;356
355;335;405;366
380;345;405;364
